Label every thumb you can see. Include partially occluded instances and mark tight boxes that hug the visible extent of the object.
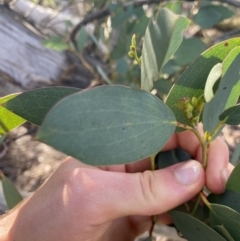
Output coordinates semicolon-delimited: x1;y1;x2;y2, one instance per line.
85;160;204;223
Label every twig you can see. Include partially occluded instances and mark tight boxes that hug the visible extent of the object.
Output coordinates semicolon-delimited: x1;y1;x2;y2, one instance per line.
69;0;163;50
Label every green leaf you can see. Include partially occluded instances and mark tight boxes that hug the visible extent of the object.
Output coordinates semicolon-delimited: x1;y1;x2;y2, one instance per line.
116;57;129;75
173;37;206;66
210;204;240;240
0;172;23;209
169;210;226;241
42;36;68;51
162;59;182;76
166;38;240;130
203;47;240;134
219;104;240;125
164;1;183;14
214;225;235;241
153;78;173;95
141;8;190;91
230;142;240;166
37;86;176;165
156;148;191;169
0;94;26;135
194;7;221;29
208;190;240;213
155;150;179;169
3;87;80;126
77;27;88;51
225;163;240;192
194;4;234;29
204;63;223;103
96;65;112;85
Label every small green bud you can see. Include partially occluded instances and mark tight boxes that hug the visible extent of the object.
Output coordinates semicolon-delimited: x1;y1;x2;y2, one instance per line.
191;97;198;107
178;97;194;121
204;131;212;142
196;95;205;114
178;97;191;111
130;45;136;51
128;51;134;58
131;34;136;46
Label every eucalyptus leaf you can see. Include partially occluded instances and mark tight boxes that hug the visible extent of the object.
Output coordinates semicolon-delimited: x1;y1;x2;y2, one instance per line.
97;65;112;85
230;142;240;166
0;94;26;135
193;6;221;29
219;104;240;125
169;210;226;241
3;87;80;126
194;4;233;29
0;172;23;209
210;204;240;240
214;225;235;241
203;47;240;134
204;63;222;103
141;8;190;91
208;190;240;213
162;59;182;76
155;148;191;169
166;38;240;130
174;37;206;66
225;163;240;192
77;27;88;51
37;86;176;165
164;1;182;14
155;150;178;169
153;78;173;95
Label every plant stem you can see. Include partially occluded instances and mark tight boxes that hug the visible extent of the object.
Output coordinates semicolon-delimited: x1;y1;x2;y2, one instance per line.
210;120;226;139
174;121;194;131
149;154;157;239
200;192;210;209
190;193;201;215
189;128;209;215
150;155;155;171
173;122;210;216
149;215;157;238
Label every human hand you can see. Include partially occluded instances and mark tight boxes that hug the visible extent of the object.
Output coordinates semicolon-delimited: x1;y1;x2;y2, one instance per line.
0;127;233;241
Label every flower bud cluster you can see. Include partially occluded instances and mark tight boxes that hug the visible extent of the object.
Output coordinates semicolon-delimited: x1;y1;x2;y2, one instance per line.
128;34;141;66
178;95;205;127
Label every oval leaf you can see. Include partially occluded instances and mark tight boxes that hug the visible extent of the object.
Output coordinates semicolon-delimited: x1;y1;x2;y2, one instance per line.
166;38;240;130
230;142;240;166
0;94;25;135
193;4;233;29
169;210;226;241
208;190;240;213
37;86;176;165
0;172;23;209
225;163;240;192
214;225;235;241
219;104;240;125
3;87;80;126
204;63;222;103
210;204;240;240
203;47;240;134
141;8;190;91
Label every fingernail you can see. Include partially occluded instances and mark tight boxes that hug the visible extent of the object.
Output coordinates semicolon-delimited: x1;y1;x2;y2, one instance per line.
173;161;200;185
221;169;228;191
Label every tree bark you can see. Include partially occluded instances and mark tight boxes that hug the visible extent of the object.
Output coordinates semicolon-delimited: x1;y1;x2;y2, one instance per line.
0;5;103;95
